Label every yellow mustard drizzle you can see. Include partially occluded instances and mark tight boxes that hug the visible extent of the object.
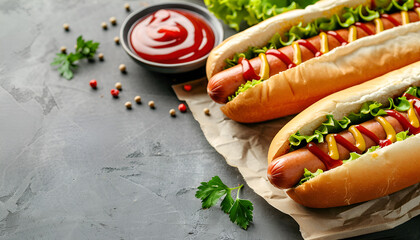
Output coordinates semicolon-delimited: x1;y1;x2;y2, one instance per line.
258;53;270;80
319;32;329;54
348;125;366;152
401;11;410;25
375;116;396;143
408;100;420;128
416;7;420;19
374;18;384;33
326;134;339;160
292;41;302;65
348;25;357;42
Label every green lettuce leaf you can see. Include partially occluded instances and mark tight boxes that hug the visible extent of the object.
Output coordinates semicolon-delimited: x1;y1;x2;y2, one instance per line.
204;0;319;31
343;145;380;164
396;130;412;141
404;86;420;98
298;168;323;186
228;79;262;101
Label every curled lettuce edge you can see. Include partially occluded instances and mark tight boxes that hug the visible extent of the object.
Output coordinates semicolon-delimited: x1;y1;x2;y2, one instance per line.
204;0;315;32
226;0;418;101
292;87;419;186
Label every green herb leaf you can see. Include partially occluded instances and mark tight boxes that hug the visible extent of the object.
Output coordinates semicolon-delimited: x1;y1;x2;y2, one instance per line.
196;176;253;230
220;190;234;213
229;198;253;230
195;176;229;209
51;35;100;79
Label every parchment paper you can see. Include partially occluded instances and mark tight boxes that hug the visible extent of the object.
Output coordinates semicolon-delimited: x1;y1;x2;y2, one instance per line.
173;77;420;240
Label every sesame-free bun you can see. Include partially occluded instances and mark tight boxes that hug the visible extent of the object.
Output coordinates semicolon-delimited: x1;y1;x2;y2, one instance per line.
267;61;420;208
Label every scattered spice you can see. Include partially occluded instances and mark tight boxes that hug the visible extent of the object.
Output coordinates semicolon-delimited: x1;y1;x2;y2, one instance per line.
60;46;67;54
148;100;155;108
114;36;120;44
124;3;130;11
169;109;176;116
125;101;132;109
109;17;117;25
51;36;100;80
110;89;119;97
98;53;104;61
134;96;141;103
178;103;187;113
101;22;108;30
63;23;70;31
89;79;97;89
204;108;210;115
119;64;126;73
115;82;122;90
183;84;192;91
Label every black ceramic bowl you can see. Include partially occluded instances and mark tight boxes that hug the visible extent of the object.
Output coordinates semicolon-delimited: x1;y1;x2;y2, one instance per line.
120;2;224;74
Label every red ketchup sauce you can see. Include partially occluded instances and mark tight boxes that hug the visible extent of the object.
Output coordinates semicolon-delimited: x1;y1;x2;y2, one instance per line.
355;22;374;35
326;31;348;46
297;39;322;57
266;49;296;69
130;9;215;64
239;58;261;80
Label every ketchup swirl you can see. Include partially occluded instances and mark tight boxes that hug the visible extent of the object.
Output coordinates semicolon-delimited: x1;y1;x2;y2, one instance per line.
130;9;215;64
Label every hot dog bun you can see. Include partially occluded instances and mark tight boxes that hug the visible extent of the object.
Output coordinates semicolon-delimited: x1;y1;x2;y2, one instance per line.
267;61;420;208
206;0;420;123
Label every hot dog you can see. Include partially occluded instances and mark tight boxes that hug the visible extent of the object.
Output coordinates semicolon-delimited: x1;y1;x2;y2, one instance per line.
266;61;420;208
206;0;420;123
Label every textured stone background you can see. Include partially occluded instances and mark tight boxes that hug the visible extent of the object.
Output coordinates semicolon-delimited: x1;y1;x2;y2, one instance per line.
1;0;419;239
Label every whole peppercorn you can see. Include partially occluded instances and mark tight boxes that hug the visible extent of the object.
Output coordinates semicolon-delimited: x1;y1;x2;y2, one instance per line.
119;64;126;73
110;89;119;98
178;103;187;113
63;23;70;31
134;96;141;103
203;108;210;115
125;101;132;109
109;17;117;25
124;3;130;11
115;82;122;90
98;53;104;61
169;109;176;117
60;46;67;53
89;79;97;89
114;36;120;44
101;22;108;30
183;84;192;91
148;100;155;108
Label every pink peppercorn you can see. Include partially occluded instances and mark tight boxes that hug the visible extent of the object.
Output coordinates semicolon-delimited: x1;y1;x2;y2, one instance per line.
110;89;119;97
89;79;97;89
178;103;187;113
183;84;192;91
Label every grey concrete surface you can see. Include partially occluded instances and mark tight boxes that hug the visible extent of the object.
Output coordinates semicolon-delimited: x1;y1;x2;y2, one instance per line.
1;0;420;239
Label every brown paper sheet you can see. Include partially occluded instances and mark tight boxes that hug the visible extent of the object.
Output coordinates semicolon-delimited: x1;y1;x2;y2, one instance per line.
173;77;420;240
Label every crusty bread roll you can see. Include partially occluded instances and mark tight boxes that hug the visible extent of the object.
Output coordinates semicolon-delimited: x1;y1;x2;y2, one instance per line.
267;61;420;208
206;0;420;123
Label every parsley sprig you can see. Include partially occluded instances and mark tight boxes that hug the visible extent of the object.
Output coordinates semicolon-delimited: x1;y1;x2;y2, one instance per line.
195;176;253;229
51;36;100;79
